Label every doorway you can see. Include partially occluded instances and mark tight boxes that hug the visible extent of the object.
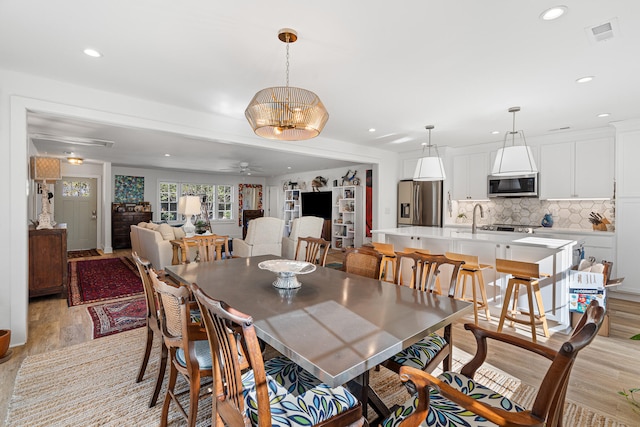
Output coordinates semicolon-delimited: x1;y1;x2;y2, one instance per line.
54;177;98;250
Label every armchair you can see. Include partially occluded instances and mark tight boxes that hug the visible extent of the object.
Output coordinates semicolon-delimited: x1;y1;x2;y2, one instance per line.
232;217;285;258
282;216;325;259
382;300;605;427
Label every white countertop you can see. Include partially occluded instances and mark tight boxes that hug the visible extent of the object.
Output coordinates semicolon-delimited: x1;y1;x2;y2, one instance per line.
445;223;615;237
372;226;577;249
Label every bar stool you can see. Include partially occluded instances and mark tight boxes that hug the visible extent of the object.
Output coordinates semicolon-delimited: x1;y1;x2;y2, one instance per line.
445;252;492;325
496;258;550;343
372;242;397;282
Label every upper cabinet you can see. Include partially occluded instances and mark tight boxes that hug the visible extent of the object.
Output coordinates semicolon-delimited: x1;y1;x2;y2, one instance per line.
540;138;614;199
452;152;489;200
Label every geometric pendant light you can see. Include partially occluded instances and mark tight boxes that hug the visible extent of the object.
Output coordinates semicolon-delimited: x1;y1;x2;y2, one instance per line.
413;125;446;181
245;28;329;141
491;106;538;176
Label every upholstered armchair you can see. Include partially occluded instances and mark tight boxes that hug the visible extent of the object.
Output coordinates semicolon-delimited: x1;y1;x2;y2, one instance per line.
282;216;325;259
232;217;285;258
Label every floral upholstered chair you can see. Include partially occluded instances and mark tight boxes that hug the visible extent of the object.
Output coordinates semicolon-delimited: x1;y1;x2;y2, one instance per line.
191;283;365;427
381;300;605;427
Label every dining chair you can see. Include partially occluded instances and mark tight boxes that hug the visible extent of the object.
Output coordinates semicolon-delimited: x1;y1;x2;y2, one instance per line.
382;253;465;374
189;235;218;263
132;252;166;408
343;247;384;279
191;283;365;427
383;300;605;427
150;270;213;427
294;236;330;266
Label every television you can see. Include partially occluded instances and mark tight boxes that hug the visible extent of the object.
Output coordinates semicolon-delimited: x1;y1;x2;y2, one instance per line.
301;191;332;220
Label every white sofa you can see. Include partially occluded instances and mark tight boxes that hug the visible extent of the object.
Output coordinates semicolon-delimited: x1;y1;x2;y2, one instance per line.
233;217;285;258
282;216;325;259
130;222;193;272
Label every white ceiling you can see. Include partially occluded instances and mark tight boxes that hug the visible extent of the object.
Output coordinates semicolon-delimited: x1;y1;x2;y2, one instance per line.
2;1;639;176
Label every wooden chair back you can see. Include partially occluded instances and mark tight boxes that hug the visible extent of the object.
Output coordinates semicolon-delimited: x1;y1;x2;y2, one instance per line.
495;258;540;280
371;242;396;257
192;284;273;426
295;236;330;266
188;235;217;263
394;252;464;296
445;251;480;270
132;251;159;322
344;247;383;279
212;234;232;259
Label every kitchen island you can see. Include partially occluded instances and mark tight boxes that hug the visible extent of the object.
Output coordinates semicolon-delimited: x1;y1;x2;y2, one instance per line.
372;226;578;329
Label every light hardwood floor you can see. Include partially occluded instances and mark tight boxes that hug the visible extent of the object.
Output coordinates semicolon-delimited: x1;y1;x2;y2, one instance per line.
1;250;639;425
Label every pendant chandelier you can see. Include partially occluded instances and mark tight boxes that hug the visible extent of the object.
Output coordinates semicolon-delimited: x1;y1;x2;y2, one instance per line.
491;106;538;176
413;125;446;181
245;28;329;141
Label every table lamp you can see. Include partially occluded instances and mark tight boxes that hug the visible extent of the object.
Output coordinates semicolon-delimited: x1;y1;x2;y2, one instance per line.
178;195;200;237
30;157;61;229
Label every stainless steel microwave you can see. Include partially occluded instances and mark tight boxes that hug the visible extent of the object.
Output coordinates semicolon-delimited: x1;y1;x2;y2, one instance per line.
487;173;538;198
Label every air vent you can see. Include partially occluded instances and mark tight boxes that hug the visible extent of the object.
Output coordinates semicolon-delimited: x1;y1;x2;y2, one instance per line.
549;126;571;132
585;17;619;44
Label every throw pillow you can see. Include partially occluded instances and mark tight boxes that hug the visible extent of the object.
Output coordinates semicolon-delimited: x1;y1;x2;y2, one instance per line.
173;226;186;239
137;222;148;228
157;223;175;240
146;222;160;231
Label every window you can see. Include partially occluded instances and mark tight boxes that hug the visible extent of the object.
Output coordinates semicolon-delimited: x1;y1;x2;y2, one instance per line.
159;182;233;223
62;180;91;197
159;182;178;221
216;185;233;220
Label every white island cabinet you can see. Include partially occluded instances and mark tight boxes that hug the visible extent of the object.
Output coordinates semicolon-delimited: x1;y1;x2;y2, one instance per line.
372;227;577;329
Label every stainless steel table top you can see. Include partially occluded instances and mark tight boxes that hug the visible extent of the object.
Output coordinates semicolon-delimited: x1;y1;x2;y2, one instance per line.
166;255;472;387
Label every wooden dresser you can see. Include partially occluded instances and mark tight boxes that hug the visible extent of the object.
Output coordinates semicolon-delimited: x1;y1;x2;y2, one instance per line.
112;211;153;249
29;224;68;298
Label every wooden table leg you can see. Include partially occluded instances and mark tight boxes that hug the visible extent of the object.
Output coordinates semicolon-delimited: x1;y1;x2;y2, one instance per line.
171;244;180;265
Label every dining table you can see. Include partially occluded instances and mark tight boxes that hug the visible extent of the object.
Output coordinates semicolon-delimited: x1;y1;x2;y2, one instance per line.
165;254;472;421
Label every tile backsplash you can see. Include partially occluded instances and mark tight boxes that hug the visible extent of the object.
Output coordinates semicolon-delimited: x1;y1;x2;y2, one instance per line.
452;199;614;231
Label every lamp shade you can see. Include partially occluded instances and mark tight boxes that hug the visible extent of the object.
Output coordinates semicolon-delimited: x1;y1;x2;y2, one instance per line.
178;195;201;216
245;86;329;141
413;156;446;181
491;146;538;176
30;157;61;181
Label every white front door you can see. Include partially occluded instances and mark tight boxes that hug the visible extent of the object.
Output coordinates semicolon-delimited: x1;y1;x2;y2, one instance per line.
54;177;98;250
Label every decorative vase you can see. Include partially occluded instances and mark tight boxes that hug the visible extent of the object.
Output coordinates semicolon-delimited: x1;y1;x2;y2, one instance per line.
541;213;554;228
0;329;10;359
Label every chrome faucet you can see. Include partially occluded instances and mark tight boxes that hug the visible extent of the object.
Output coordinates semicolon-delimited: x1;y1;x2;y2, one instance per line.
472;203;484;234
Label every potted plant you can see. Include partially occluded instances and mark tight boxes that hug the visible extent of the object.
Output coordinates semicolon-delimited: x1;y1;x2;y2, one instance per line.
194;220;208;235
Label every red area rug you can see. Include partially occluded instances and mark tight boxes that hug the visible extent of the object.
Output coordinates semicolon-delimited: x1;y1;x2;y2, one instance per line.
87;297;147;338
68;257;143;306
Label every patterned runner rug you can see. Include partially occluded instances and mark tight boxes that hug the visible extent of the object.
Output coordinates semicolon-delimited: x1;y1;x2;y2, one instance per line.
68;257;142;306
67;248;101;259
87;297;147;338
5;329;630;427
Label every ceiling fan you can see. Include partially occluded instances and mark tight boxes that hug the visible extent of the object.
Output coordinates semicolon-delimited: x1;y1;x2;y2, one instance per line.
220;161;263;175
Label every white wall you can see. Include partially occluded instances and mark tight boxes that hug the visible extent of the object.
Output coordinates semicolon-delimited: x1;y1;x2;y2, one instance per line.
1;67;399;346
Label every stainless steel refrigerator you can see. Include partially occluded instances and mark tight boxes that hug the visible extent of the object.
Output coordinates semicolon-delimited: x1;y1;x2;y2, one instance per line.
397;180;443;227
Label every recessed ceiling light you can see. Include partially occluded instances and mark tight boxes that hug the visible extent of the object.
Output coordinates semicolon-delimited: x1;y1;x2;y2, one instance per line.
287;166;292;170
164;153;171;157
368;128;376;133
540;6;568;21
597;113;611;118
83;48;102;58
576;76;594;83
491;130;500;135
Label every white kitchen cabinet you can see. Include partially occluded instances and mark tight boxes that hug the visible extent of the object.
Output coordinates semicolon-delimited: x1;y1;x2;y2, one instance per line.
615;198;640;295
540;139;614;199
452;152;489;200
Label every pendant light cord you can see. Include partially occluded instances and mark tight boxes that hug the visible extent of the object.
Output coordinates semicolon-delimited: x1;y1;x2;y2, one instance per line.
285;33;290;88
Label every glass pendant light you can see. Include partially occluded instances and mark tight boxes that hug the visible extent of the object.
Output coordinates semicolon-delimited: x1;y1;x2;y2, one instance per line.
413;125;446;181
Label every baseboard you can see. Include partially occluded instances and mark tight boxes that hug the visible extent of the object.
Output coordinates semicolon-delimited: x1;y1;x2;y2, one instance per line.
609;290;640;303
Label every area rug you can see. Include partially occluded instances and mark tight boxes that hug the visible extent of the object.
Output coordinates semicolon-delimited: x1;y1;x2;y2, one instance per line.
68;257;142;307
5;329;630;427
87;297;147;339
67;248;101;259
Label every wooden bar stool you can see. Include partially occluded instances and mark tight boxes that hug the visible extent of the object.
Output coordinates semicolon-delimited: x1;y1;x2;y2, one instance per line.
496;258;550;343
372;242;397;282
445;252;492;325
